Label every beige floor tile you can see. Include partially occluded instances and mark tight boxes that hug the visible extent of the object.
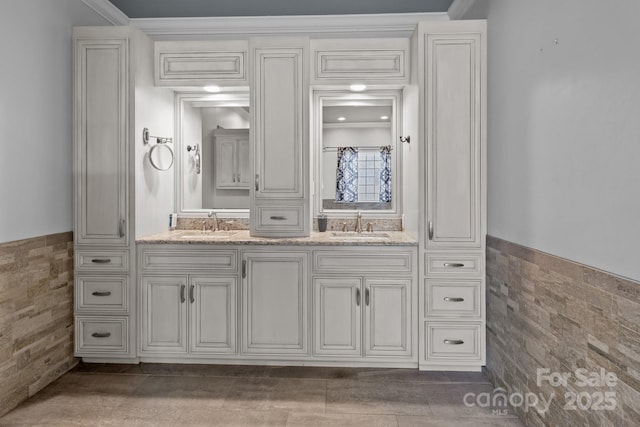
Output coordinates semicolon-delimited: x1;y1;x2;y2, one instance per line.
286;412;398;427
100;407;182;427
0;400;115;426
326;379;432;416
396;415;525;427
421;383;519;419
124;375;236;410
175;408;289;427
223;378;326;413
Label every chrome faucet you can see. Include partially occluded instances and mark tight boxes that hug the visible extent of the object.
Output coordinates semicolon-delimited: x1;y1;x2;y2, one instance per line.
366;222;374;232
355;211;363;233
208;211;218;231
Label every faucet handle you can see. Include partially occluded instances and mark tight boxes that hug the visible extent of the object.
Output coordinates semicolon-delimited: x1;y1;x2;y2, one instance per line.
366;222;373;232
341;222;348;232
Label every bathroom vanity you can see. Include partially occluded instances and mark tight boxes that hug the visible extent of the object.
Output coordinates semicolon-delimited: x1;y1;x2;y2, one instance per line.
73;19;486;371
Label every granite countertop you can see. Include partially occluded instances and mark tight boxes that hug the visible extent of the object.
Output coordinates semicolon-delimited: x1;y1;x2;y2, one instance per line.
136;229;418;246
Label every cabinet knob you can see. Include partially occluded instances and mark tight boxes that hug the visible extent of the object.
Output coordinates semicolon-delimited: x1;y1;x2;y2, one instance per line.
428;220;434;240
91;332;111;338
189;284;195;304
180;284;186;303
443;297;464;302
270;216;287;221
91;258;111;264
355;288;361;306
443;263;465;268
444;339;464;345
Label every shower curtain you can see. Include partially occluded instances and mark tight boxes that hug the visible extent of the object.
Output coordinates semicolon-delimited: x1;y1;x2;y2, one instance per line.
335;147;358;202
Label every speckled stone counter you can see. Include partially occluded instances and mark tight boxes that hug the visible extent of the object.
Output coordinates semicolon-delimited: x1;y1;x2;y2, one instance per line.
136;230;417;246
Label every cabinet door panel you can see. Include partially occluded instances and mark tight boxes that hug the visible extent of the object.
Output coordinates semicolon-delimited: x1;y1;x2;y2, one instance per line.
313;278;361;355
424;32;482;249
190;277;236;354
237;137;251;186
242;252;308;354
216;138;237;188
75;39;128;245
141;276;187;353
365;279;412;357
253;48;304;198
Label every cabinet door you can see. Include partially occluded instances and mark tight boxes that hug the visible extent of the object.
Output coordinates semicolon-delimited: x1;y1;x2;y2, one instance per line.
421;22;484;249
313;278;361;356
364;279;412;357
75;38;129;245
216;138;237;188
190;277;237;354
242;252;308;354
141;276;188;353
252;43;305;199
236;137;251;187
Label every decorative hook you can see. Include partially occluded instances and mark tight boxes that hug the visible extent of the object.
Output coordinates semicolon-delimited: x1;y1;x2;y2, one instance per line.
399;135;411;144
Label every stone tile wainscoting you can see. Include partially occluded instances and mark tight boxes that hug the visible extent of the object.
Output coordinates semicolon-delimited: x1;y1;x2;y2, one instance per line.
486;236;640;427
0;232;76;417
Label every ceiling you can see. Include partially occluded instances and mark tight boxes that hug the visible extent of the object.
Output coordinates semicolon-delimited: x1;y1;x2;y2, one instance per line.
108;0;454;18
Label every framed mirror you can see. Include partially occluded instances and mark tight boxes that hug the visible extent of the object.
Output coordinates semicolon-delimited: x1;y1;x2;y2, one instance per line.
312;90;402;217
175;90;251;216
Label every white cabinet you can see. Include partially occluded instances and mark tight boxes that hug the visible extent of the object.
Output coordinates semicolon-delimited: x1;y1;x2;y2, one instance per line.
313;277;412;358
250;38;309;237
215;129;250;189
190;277;236;354
242;251;308;355
154;40;248;86
313;278;362;356
140;275;237;355
74;35;128;246
364;279;412;357
141;276;188;353
418;20;487;371
310;38;410;85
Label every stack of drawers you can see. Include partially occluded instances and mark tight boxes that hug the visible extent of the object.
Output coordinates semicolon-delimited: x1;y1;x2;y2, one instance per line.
422;253;485;370
74;249;132;358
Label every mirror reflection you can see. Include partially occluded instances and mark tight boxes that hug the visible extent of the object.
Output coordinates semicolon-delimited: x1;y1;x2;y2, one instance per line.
179;92;250;212
318;93;400;213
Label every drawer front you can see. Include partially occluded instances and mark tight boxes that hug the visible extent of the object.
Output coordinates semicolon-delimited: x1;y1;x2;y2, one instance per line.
76;316;128;354
316;49;406;81
254;205;305;233
425;254;482;276
76;250;129;272
76;276;128;312
155;40;248;85
314;250;413;274
426;280;481;317
140;248;237;272
425;322;482;361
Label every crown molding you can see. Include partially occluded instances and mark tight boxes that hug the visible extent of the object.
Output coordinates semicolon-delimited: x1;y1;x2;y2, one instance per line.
81;0;130;25
130;12;450;40
447;0;477;20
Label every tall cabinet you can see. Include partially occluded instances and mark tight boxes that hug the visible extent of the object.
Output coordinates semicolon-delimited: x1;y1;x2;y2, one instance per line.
418;21;487;371
250;38;310;237
73;27;145;361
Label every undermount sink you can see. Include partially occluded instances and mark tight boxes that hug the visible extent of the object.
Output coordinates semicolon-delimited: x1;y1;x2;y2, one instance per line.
180;231;239;239
329;231;391;240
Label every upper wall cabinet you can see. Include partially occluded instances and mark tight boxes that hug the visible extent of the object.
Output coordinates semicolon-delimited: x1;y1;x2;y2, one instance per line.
420;21;485;250
250;38;309;237
74;33;129;246
310;38;410;85
155;40;248;86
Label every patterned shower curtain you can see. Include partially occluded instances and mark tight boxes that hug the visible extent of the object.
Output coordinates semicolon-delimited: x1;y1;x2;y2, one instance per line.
335;147;358;202
379;145;392;203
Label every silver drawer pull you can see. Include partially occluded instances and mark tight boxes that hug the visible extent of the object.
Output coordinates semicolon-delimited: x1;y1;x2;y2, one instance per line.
444;339;464;345
92;291;112;297
91;332;111;338
443;263;465;268
270;216;287;221
91;258;112;264
444;297;464;302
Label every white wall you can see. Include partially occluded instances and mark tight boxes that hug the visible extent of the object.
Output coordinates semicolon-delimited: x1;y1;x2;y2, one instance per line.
181;104;203;210
134;30;176;238
0;0;110;243
465;0;640;280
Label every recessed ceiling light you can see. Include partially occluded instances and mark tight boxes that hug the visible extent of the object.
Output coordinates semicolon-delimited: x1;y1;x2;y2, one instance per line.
380;115;389;120
349;84;367;92
337;117;346;121
203;85;222;93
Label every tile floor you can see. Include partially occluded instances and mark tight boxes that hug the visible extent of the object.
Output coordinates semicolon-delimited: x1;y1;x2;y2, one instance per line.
0;364;525;427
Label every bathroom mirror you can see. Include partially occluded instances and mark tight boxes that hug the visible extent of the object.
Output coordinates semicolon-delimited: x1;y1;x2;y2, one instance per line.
313;90;402;216
175;91;251;215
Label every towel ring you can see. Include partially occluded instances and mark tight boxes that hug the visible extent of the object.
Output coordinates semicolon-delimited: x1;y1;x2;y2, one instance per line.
149;143;174;171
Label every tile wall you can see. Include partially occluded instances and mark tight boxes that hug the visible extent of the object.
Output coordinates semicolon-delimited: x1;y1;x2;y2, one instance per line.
0;232;76;417
486;236;640;426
